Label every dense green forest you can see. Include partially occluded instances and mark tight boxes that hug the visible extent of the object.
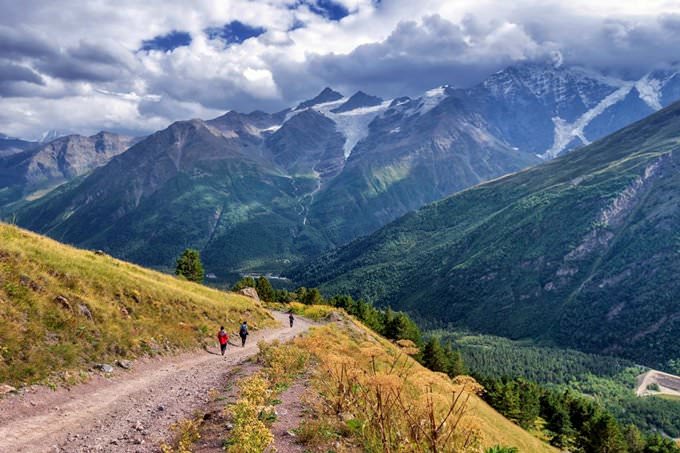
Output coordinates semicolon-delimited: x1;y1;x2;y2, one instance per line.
439;331;680;438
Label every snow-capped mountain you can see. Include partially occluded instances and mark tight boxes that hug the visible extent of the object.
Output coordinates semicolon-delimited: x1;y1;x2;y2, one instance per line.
456;62;680;158
37;129;70;143
8;62;680;276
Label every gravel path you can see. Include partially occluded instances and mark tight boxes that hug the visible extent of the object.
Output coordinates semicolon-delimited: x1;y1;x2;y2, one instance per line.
0;311;312;453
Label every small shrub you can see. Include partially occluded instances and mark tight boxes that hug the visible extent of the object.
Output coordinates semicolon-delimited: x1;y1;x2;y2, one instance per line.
160;418;202;453
226;374;274;453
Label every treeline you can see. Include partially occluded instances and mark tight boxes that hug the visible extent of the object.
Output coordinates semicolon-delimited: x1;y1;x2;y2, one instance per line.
231;277;464;379
482;377;680;452
447;332;680;437
452;333;635;383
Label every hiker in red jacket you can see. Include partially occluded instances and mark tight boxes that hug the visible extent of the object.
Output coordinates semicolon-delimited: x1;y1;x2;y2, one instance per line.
217;326;229;355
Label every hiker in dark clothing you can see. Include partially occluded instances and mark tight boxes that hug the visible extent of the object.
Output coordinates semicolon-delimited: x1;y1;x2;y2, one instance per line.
239;321;249;347
289;312;294;328
217;326;229;355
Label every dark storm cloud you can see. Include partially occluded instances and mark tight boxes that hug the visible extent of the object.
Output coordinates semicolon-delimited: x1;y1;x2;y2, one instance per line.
0;61;44;84
0;61;45;96
0;25;55;59
0;22;133;85
297;10;680;100
302;15;524;97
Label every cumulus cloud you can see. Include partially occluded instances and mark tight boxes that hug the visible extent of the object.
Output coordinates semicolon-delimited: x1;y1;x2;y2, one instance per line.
0;0;679;138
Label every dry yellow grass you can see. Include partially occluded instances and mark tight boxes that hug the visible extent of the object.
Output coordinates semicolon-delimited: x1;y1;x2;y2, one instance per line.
0;223;274;386
294;317;557;452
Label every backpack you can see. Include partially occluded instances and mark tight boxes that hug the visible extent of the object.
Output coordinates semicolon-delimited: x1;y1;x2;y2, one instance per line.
240;324;248;336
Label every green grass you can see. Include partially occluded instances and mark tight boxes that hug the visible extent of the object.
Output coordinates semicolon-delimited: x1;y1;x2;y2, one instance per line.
0;222;275;386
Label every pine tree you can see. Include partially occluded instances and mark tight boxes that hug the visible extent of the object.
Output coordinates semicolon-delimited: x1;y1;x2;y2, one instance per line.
580;413;627;453
422;338;450;373
622;425;645;453
255;276;274;302
443;342;466;377
302;288;323;305
175;249;204;283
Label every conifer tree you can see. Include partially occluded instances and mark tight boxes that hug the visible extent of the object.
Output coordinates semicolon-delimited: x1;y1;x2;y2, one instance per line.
422;338;450;373
255;276;275;302
175;249;204;283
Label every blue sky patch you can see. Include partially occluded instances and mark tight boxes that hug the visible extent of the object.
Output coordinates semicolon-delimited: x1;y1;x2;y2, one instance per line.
205;21;266;44
308;0;350;21
140;31;192;52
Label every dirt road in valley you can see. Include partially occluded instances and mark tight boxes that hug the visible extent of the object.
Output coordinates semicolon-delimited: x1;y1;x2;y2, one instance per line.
0;311;313;453
635;369;680;397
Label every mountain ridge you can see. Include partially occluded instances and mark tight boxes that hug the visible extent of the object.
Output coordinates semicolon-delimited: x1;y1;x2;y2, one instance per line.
291;99;680;368
7;62;680;278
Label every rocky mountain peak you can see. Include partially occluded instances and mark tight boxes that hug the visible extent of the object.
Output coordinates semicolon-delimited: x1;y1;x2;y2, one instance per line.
331;91;383;113
295;87;344;110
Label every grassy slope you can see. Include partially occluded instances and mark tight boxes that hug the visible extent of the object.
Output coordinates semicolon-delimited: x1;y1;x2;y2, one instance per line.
295;314;556;451
0;222;274;386
293;101;680;367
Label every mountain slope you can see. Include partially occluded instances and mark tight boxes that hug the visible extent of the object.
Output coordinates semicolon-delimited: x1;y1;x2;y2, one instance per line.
0;131;133;206
292;101;680;368
0;133;36;157
309;94;540;244
8;63;680;277
293;318;556;452
14;119;332;276
0;222;273;386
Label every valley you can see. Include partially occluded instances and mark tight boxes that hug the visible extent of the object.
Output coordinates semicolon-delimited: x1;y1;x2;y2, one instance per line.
5;2;680;451
294;100;680;370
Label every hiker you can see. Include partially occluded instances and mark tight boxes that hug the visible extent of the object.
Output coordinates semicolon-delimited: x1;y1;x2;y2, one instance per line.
239;321;249;347
217;326;229;355
289;312;294;328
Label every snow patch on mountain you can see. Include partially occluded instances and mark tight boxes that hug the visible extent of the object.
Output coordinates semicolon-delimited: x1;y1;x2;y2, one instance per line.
286;97;392;159
541;84;634;159
635;76;663;110
321;100;392;158
38;129;69;143
416;86;449;115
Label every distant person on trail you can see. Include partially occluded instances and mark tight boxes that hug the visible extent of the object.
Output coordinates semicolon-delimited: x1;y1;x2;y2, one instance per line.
239;321;249;347
289;312;294;328
217;326;229;355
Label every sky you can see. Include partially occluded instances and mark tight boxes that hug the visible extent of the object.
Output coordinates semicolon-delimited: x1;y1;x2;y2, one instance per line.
1;0;680;139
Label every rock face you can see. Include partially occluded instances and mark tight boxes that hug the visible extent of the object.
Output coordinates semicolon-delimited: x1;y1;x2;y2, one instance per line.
0;131;134;205
238;287;260;301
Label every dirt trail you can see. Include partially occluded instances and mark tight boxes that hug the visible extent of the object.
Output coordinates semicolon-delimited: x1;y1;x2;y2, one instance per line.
0;311;313;453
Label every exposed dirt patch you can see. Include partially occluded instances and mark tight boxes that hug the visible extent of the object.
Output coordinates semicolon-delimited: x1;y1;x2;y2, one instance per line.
191;362;261;453
636;369;680;397
270;375;311;453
